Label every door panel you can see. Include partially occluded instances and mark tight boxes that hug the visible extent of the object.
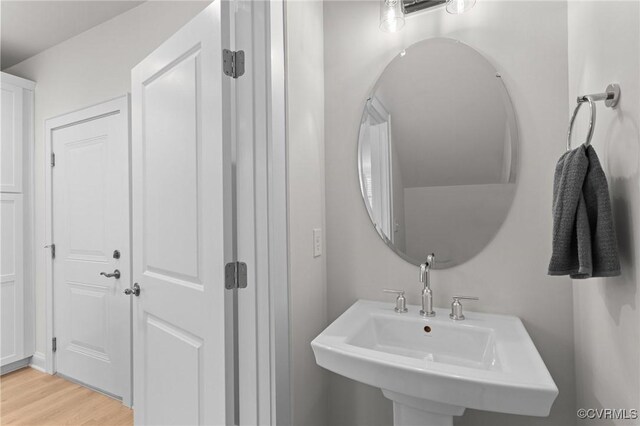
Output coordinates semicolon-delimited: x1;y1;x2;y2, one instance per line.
50;97;131;404
145;314;203;425
68;282;109;358
0;193;24;365
132;2;233;424
1;82;23;193
1;281;17;360
143;52;200;283
64;136;109;261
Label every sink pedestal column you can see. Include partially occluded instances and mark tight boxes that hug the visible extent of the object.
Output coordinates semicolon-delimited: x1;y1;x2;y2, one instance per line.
383;390;465;426
393;403;453;426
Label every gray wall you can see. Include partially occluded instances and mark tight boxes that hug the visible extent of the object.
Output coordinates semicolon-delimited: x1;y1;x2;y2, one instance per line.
568;2;640;425
286;1;329;425
323;1;576;425
6;1;210;357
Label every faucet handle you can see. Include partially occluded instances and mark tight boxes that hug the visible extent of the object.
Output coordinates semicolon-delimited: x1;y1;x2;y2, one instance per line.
452;296;479;301
383;289;408;313
420;253;435;283
450;296;478;321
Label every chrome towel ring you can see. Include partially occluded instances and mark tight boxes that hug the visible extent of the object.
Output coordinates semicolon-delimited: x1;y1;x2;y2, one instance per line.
567;83;620;151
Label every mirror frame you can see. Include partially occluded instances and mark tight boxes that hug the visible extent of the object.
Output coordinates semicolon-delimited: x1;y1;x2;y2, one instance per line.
357;37;519;268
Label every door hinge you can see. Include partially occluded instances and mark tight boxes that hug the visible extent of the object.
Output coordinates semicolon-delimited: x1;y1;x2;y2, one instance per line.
223;49;245;79
52;337;57;353
45;243;55;259
51;152;55;167
225;261;247;289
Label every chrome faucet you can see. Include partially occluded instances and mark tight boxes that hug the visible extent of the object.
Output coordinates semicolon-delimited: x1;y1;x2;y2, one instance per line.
419;253;436;317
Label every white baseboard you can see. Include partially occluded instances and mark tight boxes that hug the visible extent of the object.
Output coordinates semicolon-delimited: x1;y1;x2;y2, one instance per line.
1;357;32;375
30;351;46;373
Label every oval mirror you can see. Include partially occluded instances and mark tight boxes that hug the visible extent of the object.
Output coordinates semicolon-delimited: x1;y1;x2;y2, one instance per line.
358;38;518;268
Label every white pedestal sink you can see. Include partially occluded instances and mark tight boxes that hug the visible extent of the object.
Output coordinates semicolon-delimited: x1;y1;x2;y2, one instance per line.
311;300;558;426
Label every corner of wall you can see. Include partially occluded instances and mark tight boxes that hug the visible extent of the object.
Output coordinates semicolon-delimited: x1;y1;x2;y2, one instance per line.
285;1;329;425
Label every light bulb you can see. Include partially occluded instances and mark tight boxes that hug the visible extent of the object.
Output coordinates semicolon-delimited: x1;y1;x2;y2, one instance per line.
446;0;477;14
380;0;405;33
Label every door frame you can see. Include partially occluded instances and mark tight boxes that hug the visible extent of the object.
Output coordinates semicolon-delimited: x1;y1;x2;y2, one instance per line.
43;95;132;407
266;1;291;423
234;1;291;424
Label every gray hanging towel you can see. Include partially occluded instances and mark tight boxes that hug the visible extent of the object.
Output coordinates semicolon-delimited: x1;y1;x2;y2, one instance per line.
548;145;620;278
548;146;591;277
580;145;621;278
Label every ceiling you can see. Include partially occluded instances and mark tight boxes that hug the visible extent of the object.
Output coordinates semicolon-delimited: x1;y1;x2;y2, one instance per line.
1;1;144;70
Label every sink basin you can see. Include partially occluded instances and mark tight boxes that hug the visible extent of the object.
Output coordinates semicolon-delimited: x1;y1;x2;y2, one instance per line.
311;300;558;426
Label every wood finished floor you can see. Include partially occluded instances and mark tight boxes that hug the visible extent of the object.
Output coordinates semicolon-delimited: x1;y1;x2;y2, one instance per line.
0;367;132;426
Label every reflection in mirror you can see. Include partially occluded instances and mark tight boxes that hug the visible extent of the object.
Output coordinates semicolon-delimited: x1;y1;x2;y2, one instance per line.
358;38;518;268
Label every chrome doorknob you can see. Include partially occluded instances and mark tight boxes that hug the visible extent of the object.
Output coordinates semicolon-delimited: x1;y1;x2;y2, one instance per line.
124;283;140;297
100;269;121;279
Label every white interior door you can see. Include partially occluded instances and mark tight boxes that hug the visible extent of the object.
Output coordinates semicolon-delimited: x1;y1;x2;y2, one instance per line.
1;193;24;366
50;96;131;405
131;2;233;424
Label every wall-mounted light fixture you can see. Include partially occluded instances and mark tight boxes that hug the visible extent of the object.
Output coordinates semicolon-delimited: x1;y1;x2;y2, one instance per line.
403;0;445;14
380;0;405;33
382;0;476;32
445;0;476;14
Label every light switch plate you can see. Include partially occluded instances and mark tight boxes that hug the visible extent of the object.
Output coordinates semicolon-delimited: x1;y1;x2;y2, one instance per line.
313;228;322;257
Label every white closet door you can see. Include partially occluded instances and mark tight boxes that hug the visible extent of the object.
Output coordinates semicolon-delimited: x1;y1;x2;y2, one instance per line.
1;193;24;366
131;2;233;424
1;82;23;193
50;97;131;404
